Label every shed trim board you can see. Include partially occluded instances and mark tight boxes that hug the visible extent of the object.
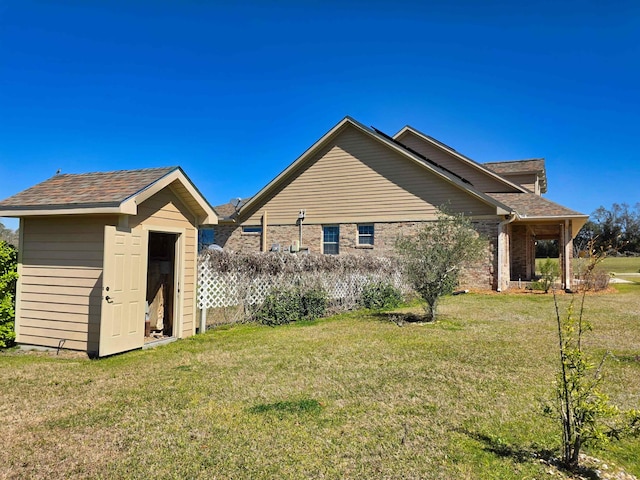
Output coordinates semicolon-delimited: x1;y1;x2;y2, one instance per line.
14;217;25;341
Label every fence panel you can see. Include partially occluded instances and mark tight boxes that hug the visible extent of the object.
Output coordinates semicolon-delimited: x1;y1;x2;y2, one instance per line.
197;259;407;311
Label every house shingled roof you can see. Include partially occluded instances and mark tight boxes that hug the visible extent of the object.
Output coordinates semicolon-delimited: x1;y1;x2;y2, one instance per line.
0;167;177;209
484;158;545;175
213;202;238;220
484;159;547;193
213;198;251;220
487;192;584;218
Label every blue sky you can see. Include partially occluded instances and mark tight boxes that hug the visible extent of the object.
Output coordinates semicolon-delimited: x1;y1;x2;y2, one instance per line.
1;1;638;230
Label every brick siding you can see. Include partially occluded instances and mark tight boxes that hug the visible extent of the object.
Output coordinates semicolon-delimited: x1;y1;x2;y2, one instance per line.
213;219;499;290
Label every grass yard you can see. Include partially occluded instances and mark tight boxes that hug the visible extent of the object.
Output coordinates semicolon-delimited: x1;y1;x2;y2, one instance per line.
536;256;640;283
599;256;640;274
2;286;639;479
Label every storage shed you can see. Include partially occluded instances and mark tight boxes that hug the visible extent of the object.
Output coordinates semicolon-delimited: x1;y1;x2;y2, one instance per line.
0;167;217;357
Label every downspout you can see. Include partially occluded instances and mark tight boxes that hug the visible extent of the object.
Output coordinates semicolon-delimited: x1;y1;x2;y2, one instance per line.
497;213;517;292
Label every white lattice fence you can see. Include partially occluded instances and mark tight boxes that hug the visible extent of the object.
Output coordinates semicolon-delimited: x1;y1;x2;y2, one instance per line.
197;260;407;313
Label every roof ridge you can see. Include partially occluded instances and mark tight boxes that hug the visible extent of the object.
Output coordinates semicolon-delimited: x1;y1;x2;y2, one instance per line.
55;166;178;177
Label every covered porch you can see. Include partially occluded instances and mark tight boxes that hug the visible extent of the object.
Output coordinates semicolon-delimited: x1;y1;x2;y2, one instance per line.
497;217;586;292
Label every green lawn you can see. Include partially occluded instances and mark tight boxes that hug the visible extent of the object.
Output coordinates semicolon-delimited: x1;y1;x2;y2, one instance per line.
2;287;639;479
599;256;640;274
536;256;640;277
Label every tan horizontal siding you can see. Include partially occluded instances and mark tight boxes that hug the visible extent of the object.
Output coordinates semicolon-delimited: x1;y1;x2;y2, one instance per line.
244;125;495;225
20;300;97;315
18;335;90;352
23;250;103;263
22;275;97;286
21;292;101;307
396;131;520;194
17;216;107;351
21;318;89;333
20;267;101;281
500;173;536;193
21;326;91;343
19;309;95;323
21;282;98;294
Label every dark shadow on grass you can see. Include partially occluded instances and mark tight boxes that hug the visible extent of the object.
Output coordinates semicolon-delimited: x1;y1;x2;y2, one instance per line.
371;311;433;325
248;398;322;416
458;429;600;479
616;354;640;364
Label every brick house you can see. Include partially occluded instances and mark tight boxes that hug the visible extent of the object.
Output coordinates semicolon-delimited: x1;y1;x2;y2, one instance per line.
212;117;587;291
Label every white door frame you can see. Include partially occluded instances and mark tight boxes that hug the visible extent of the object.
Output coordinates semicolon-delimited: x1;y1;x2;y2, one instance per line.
143;225;185;339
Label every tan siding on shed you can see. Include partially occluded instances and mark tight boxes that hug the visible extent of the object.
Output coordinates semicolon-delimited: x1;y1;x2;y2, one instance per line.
17;216;112;353
131;188;198;338
243;126;495;225
396;131;520;194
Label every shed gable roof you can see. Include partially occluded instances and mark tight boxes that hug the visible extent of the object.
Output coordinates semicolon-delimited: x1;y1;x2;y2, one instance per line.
0;167;176;208
0;166;217;225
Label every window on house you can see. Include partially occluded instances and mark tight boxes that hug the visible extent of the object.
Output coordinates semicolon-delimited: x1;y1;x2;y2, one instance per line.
323;225;339;255
357;224;374;246
198;228;215;252
242;226;262;234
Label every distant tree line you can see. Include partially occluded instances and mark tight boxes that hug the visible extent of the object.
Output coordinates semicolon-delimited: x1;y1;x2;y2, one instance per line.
0;221;19;247
575;203;640;255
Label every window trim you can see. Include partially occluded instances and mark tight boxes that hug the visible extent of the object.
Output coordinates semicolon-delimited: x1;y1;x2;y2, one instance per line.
322;225;340;255
241;226;263;235
356;224;374;248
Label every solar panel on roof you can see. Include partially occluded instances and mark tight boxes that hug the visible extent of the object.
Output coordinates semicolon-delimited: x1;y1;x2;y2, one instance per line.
371;127;473;186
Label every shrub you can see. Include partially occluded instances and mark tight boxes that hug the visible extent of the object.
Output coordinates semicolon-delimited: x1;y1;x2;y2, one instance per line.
254;286;328;326
254;287;302;326
0;241;18;348
532;258;559;293
300;287;327;320
360;282;402;310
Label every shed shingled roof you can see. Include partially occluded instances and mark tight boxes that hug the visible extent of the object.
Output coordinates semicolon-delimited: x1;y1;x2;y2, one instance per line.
0;167;177;209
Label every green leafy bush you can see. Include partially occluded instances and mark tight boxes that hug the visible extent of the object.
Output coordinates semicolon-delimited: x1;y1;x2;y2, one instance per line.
300;287;327;320
0;241;18;348
254;286;328;326
254;288;302;326
532;258;559;293
360;282;402;310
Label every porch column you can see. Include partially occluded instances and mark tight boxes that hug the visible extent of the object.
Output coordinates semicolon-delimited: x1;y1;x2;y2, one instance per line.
497;221;511;291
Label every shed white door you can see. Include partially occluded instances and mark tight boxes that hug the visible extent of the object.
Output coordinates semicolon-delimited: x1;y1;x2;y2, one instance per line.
99;225;148;357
